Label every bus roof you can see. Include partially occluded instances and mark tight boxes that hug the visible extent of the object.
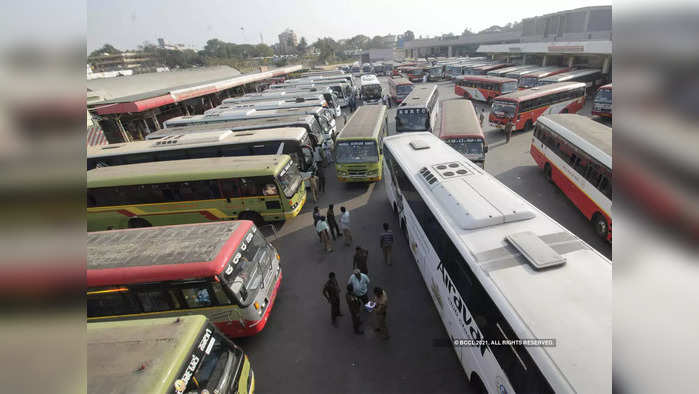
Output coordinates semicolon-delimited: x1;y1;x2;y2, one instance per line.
88;221;251;286
520;66;569;78
147;114;316;140
87;155;290;188
599;83;612;90
337;105;386;139
505;66;549;78
360;74;380;86
398;84;438;109
454;75;517;84
166;107;324;127
88;316;208;394
539;69;601;83
538;114;612;168
221;92;325;104
206;99;325;114
439;100;483;139
383;131;611;393
494;82;585;102
388;77;412;86
488;65;537;76
88;127;307;158
472;63;511;71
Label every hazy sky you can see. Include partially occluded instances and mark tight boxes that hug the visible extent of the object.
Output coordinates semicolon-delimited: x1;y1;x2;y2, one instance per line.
87;0;610;52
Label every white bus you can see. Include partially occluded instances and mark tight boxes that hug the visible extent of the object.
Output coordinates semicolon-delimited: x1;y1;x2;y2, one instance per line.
222;91;341;117
382;131;611;393
359;74;383;104
395;84;439;133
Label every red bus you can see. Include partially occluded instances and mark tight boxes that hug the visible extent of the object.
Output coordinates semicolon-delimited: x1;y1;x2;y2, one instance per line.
87;220;282;337
404;66;428;82
489;82;586;131
468;63;512;76
454;75;518;103
530;114;612;241
591;83;612;118
518;67;569;89
388;77;414;104
439;99;488;167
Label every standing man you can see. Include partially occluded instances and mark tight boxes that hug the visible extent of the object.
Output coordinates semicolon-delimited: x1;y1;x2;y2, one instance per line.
379;223;394;266
317;165;326;194
422;73;428;83
353;246;369;275
505;118;513;144
323;140;333;166
316;216;333;253
479;108;485;127
346;284;363;334
309;174;319;202
326;204;340;240
373;287;389;340
322;272;342;326
313;145;323;170
339;206;352;246
347;269;370;304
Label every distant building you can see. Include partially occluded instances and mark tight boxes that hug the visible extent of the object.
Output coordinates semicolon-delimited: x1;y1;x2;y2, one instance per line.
158;38;165;48
88;51;158;73
278;28;299;55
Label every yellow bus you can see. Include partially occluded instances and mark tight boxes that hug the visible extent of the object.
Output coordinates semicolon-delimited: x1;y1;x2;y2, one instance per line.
334;105;388;183
87;155;305;231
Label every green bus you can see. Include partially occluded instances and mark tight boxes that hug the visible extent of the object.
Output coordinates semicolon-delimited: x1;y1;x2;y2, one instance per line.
87;155;305;231
335;105;388;182
87;316;254;394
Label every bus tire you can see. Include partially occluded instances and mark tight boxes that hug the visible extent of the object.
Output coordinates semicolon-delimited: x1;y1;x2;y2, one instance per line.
128;218;152;228
468;373;488;394
592;213;609;239
525;120;533;131
544;163;553;183
239;211;265;227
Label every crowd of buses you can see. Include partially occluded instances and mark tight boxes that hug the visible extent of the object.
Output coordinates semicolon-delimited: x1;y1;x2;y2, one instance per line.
86;61;611;393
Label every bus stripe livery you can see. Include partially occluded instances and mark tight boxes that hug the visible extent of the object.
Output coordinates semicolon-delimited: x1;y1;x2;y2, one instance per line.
530;114;612;241
382;131;611;393
454;75;518;103
489;82;586;131
87;221;282;338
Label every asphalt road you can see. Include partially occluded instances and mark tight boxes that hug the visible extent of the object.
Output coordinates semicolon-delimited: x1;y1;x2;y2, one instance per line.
238;76;611;394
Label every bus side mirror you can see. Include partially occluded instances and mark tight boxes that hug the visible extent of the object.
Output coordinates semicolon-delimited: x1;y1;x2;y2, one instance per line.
484;146;489;153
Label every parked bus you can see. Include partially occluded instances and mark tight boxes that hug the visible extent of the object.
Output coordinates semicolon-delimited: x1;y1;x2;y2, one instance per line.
454;75;518;103
591;83;612;118
489;82;586;131
88;316;255;394
487;64;537;77
87;155;306;230
271;80;353;109
387;77;414;104
518;67;569;89
403;66;427;82
505;66;548;82
373;63;386;76
381;131;611;394
223;91;341;117
335;105;388;182
395;84;440;133
425;65;445;81
87;220;282;338
88;127;316;181
438;99;488;167
468;63;511;76
531;114;612;241
266;85;345;112
359;74;383;104
361;63;373;74
350;64;361;76
537;69;603;90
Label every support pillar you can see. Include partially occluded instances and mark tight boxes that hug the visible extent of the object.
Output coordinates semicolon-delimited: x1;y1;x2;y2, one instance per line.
448;46;452;57
568;56;575;68
542;55;548;66
522;54;528;65
116;118;131;142
602;56;610;74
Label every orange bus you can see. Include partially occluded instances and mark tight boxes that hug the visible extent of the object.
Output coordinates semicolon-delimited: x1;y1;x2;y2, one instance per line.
454;75;518;103
388;77;414;104
438;99;488;167
489;82;586;131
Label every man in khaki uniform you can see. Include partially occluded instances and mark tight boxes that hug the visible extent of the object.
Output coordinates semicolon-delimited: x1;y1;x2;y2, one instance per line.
505;119;513;144
373;287;389;340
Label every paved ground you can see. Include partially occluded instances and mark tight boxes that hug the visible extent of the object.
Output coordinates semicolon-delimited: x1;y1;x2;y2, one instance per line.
239;76;611;394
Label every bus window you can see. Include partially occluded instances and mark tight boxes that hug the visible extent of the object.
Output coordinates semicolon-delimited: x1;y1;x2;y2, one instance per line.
211;282;233;305
182;286;214;308
135;288;175;312
220;179;241;198
87;290;140;317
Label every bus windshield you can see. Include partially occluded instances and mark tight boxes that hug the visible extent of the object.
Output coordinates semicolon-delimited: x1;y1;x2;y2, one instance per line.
396;108;429;131
396;85;413;96
277;160;302;198
445;138;483;155
184;332;243;393
595;89;612;103
501;81;518;94
491;101;517;117
335;141;379;164
519;76;538;88
229;229;271;301
362;85;382;99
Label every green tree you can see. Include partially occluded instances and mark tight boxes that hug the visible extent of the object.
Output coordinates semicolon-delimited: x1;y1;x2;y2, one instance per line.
313;37;339;63
297;37;308;54
89;44;121;57
403;30;415;41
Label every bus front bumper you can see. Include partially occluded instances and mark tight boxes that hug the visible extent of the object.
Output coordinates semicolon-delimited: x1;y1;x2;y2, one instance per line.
284;191;306;220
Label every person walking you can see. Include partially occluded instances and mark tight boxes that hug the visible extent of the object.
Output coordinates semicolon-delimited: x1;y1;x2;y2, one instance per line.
347;269;370;304
505;118;513;144
479;109;485;127
317;165;326;194
379;223;394;266
353;246;369;275
349;94;357;112
316;216;333;253
326;204;340;240
313;145;323;170
346;283;364;334
313;206;322;241
323;272;342;326
422;73;428;83
373;287;389;340
323;140;333;166
309;174;319;202
339;206;352;246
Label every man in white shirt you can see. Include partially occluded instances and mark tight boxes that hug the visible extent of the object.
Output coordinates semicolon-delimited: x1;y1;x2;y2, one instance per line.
339;206;352;246
316;216;333;253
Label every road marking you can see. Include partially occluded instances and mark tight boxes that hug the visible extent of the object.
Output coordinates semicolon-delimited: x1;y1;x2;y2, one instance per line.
275;183;376;238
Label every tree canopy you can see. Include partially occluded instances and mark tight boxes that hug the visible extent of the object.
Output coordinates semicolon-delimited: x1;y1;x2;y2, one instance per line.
89;44;121;58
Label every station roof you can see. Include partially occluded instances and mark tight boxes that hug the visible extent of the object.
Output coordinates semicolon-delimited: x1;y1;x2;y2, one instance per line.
88;65;303;116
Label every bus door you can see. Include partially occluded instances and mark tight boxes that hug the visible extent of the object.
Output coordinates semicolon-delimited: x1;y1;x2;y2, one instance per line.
219;177;283;221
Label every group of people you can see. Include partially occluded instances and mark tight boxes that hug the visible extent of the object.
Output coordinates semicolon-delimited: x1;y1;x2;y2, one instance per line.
477;106;513;144
314;205;352;253
323;270;389;339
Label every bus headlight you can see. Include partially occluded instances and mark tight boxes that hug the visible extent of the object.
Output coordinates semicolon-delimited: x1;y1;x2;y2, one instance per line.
254;301;260;311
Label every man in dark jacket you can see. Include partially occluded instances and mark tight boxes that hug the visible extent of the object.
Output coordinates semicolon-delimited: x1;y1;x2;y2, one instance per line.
346;283;363;334
353;246;369;275
322;272;342;326
326;204;340;240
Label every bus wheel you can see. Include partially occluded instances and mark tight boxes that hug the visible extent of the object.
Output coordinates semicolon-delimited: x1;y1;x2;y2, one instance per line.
593;213;609;239
561;108;569;113
468;373;488;394
525;120;533;130
128;218;152;228
239;211;265;227
544;163;553;183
